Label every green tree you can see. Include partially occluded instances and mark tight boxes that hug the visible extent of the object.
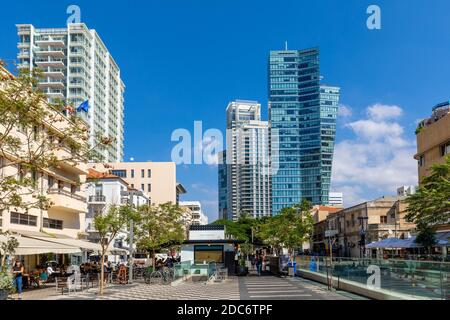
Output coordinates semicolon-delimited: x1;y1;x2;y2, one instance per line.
415;223;437;254
259;199;314;258
0;232;19;271
405;156;450;226
94;205;138;295
0;61;112;218
136;202;185;266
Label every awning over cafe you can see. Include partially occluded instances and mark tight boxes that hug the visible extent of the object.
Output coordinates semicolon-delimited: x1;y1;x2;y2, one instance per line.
0;234;81;255
366;233;450;249
24;236;103;252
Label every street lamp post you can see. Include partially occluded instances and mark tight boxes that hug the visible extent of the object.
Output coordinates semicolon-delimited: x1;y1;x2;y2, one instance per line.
358;216;369;258
122;189;142;284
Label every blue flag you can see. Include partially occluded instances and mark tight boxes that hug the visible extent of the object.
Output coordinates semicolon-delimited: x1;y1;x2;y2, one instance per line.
77;100;89;113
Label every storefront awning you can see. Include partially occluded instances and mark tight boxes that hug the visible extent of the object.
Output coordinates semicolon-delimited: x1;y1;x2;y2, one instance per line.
24;236;102;252
0;234;81;255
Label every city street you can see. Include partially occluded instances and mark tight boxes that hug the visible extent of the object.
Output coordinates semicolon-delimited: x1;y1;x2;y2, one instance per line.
12;275;366;300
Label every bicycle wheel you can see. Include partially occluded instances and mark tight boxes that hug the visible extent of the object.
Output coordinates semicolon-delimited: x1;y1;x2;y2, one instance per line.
150;271;163;284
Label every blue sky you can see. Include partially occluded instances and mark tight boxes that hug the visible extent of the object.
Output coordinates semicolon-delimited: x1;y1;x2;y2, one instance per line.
1;0;449;221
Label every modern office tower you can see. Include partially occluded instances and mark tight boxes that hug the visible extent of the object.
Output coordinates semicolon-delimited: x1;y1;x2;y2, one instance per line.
269;48;339;215
328;192;344;207
220;100;271;220
16;23;125;162
88;162;187;206
218;150;228;220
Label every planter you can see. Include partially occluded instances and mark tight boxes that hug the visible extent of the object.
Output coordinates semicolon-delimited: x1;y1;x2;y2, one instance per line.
0;289;9;301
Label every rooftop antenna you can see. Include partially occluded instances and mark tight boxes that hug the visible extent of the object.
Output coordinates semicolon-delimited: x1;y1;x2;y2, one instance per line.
285;41;288;50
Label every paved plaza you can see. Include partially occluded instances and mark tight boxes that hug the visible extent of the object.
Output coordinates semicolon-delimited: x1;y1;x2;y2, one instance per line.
10;274;365;300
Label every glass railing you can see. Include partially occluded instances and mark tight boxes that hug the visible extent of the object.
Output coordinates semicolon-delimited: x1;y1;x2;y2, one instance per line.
296;256;450;300
173;260;193;280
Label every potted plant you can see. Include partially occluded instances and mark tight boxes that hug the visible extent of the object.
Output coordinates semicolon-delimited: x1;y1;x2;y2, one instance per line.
0;270;14;300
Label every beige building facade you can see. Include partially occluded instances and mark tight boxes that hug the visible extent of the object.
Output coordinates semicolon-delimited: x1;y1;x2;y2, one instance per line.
415;102;450;181
312;197;416;258
0;66;88;240
415;102;450;232
88;162;185;205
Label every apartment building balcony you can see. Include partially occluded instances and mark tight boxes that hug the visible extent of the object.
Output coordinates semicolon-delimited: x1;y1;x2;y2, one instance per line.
17;51;30;59
53;148;87;175
17;62;30;69
88;195;106;204
36;59;65;68
47;188;87;213
43;68;65;79
36;39;65;47
38;80;65;90
35;49;65;58
17;42;30;48
43;89;65;99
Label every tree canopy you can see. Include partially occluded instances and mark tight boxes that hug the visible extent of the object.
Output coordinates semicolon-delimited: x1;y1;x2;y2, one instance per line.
0;61;112;214
405;155;450;226
136;202;185;260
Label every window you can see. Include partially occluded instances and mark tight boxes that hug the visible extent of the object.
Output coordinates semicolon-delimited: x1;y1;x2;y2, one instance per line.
131;169;134;178
141;169;144;178
418;155;425;167
380;216;388;224
31;170;38;184
441;142;450;157
111;170;126;178
10;212;37;226
48;175;54;189
148;184;151;192
17;164;25;181
43;218;63;230
141;184;145;191
147;169;151;178
194;245;223;264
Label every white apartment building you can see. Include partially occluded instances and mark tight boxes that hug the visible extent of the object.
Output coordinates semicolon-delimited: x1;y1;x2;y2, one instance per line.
221;100;271;220
16;23;125;162
328;192;344;207
179;201;208;225
85;169;149;251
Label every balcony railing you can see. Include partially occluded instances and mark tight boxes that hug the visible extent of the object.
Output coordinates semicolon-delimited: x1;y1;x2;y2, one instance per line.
48;188;86;202
88;195;106;203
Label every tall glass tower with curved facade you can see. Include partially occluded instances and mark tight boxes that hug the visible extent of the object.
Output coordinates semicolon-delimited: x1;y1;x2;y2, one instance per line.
269;47;339;215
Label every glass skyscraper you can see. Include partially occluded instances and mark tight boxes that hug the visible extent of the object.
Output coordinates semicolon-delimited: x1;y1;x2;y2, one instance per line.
269;48;339;215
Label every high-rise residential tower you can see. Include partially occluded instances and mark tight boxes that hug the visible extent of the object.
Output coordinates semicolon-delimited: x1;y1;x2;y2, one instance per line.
16;23;125;162
269;48;339;215
219;100;271;220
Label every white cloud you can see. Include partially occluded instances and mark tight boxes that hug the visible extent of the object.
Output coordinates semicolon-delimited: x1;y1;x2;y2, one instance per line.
332;104;418;207
367;103;403;121
338;104;352;118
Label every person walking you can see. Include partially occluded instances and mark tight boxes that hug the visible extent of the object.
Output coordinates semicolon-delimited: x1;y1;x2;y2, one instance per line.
255;252;263;276
12;260;24;300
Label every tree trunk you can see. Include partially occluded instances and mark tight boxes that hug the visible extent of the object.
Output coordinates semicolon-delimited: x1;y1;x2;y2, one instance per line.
100;249;105;295
152;249;156;268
